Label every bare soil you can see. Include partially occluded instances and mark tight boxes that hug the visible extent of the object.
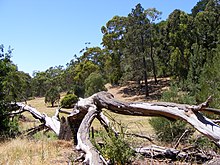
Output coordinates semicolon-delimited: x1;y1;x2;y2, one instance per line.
105;77;170;102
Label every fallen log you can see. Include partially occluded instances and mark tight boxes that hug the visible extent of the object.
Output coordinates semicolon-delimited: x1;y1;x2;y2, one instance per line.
135;144;212;163
6;91;220;164
67;91;220;164
93;92;220;146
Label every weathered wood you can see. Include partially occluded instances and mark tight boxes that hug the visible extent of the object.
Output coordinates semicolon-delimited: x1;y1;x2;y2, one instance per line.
15;103;61;135
135;144;212;163
174;129;189;149
75;107;104;165
58;116;72;140
93;91;220;146
125;133;154;143
22;124;45;137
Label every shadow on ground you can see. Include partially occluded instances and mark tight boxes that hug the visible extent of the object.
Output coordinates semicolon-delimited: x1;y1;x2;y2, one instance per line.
118;77;170;101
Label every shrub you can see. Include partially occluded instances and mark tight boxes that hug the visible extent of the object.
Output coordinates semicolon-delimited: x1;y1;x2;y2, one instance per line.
61;94;78;108
93;123;134;164
0;46;19;139
149;84;195;144
149;117;188;143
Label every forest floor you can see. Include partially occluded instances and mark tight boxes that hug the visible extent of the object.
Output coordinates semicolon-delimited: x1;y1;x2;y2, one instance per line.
0;77;198;165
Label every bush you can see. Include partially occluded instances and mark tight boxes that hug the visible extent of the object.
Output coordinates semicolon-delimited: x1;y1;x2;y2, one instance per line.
61;94;78;108
0;45;19;139
149;84;195;144
149;117;189;143
0;104;19;139
93;123;134;164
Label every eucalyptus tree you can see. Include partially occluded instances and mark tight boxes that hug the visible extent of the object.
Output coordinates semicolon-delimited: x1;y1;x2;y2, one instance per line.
31;65;66;97
144;8;162;84
79;47;105;73
154;20;172;77
73;50;100;97
0;44;19;137
101;16;127;85
31;71;50;97
63;55;79;91
45;86;60;107
165;9;193;80
45;65;65;91
124;3;151;96
3;71;32;102
187;0;220;95
193;0;220;52
191;0;210;17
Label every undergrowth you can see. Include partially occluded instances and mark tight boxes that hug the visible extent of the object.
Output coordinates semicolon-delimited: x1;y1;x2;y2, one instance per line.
92;122;135;165
149;84;195;145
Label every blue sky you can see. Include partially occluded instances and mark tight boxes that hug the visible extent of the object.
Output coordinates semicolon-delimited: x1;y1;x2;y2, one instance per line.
1;0;199;76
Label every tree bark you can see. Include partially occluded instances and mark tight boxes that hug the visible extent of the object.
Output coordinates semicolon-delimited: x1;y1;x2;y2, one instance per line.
150;41;158;84
141;35;149;97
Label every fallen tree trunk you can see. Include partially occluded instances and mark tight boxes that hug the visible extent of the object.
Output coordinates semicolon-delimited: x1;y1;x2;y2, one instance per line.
135;144;212;163
93;92;220;145
8;91;220;164
67;91;220;164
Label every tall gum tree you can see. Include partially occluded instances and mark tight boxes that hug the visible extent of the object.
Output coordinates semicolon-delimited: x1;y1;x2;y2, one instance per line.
101;16;127;85
124;3;150;96
144;8;162;84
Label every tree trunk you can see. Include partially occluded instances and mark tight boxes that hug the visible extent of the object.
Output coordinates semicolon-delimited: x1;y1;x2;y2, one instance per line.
141;35;149;97
150;42;158;84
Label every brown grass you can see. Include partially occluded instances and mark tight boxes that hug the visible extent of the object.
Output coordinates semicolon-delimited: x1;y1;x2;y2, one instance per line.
0;138;74;165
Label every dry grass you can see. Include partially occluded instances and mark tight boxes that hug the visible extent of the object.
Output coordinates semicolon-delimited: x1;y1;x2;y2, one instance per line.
0;137;74;165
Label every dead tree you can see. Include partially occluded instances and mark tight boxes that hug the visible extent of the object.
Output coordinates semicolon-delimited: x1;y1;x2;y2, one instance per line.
10;92;220;164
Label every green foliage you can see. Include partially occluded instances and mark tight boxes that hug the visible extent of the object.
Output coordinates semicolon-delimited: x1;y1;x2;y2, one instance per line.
101;16;126;85
191;0;210;17
122;3;149;84
44;87;60;107
197;45;220;108
192;136;219;153
31;66;65;97
74;60;99;85
84;72;107;97
3;70;32;102
149;84;195;143
93;124;134;165
161;84;196;105
71;85;85;98
0;44;19;138
61;94;78;108
149;117;188;143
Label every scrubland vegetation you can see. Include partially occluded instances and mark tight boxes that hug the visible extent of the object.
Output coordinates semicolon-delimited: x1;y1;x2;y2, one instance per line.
0;0;220;164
